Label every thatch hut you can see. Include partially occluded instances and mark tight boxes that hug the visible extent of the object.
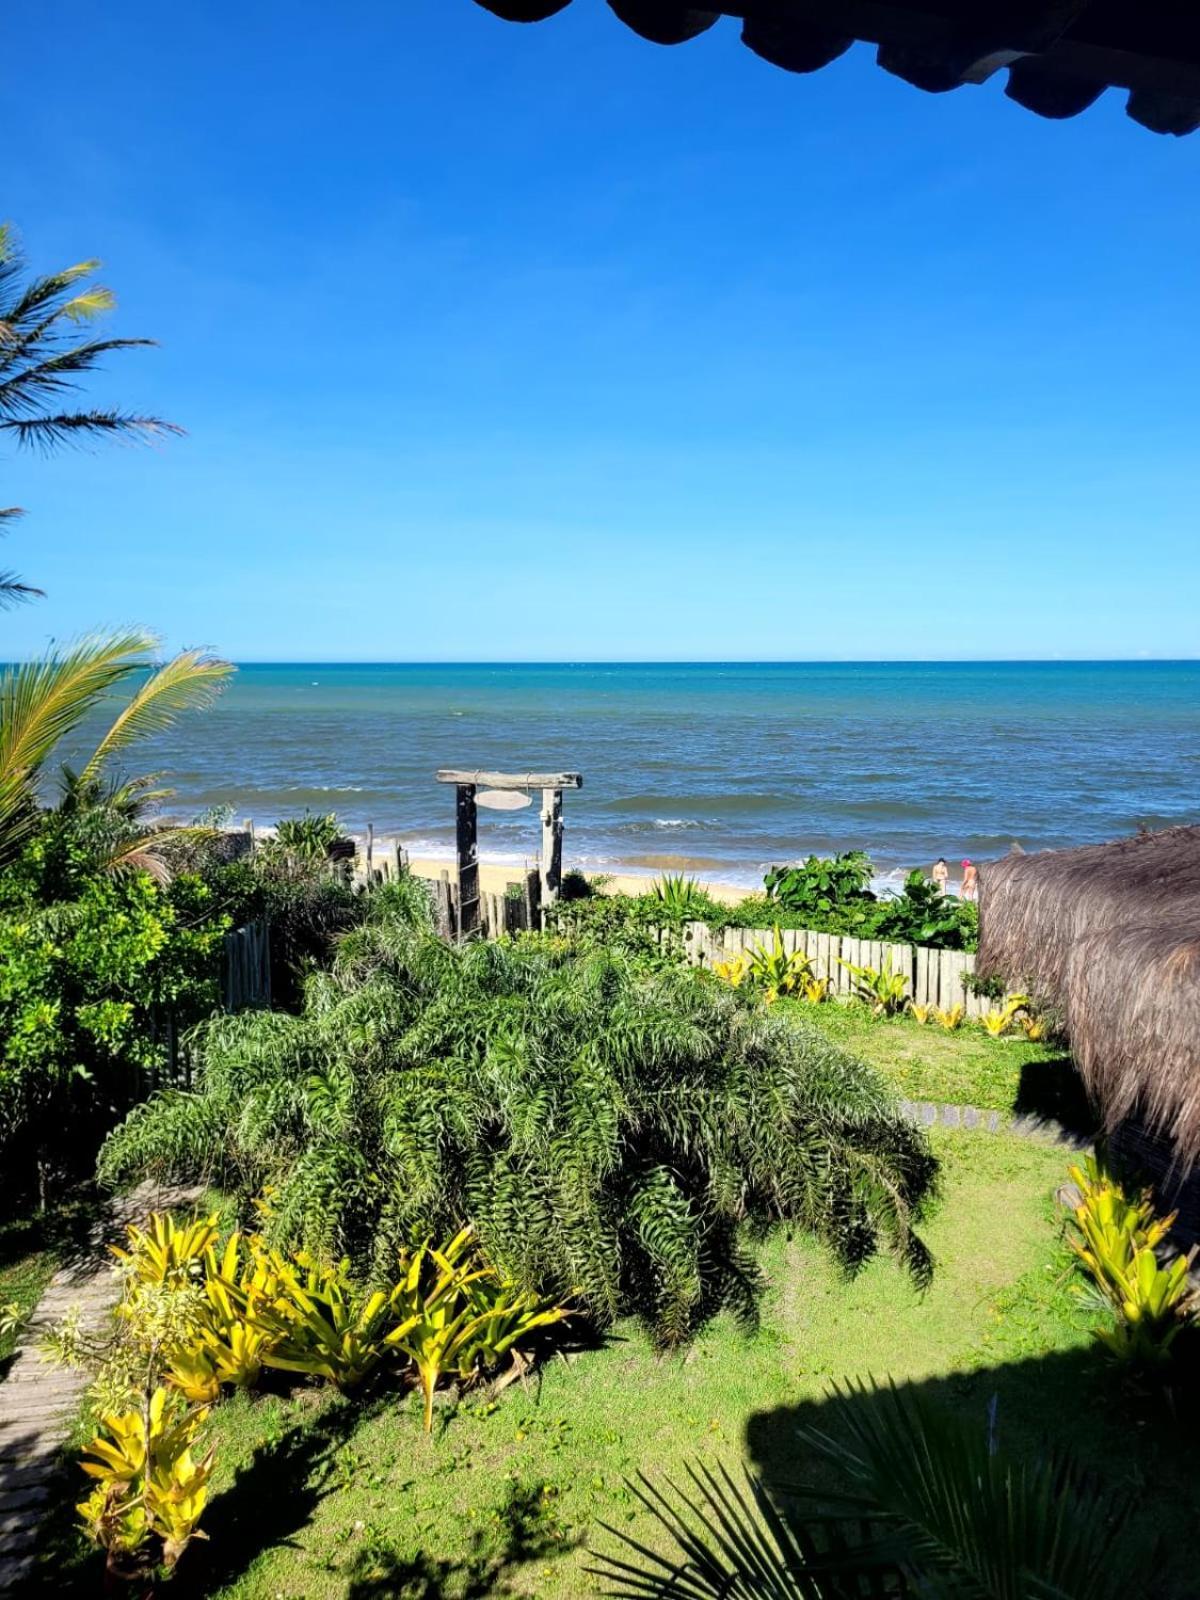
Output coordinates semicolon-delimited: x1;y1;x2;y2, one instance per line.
978;826;1200;1226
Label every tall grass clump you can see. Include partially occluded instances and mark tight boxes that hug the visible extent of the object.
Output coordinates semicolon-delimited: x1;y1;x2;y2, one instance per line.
100;886;937;1343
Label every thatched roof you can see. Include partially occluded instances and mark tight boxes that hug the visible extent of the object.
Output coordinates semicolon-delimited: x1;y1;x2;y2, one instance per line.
978;827;1200;1163
472;2;1200;136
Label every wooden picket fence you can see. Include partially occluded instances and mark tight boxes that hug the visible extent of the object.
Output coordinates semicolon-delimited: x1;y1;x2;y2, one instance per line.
675;921;1002;1017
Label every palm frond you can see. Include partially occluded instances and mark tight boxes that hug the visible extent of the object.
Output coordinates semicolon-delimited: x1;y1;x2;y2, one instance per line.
1;410;182;451
79;647;231;784
0;570;43;607
0;630;159;863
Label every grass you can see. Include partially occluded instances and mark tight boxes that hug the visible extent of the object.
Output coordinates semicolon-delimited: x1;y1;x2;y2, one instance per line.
34;1129;1200;1598
790;998;1091;1123
0;1190;104;1367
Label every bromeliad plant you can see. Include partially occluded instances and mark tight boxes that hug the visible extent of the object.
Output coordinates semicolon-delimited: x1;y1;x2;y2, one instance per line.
77;1386;214;1581
385;1226;571;1432
980;994;1031;1038
1065;1154;1196;1367
839;959;909;1017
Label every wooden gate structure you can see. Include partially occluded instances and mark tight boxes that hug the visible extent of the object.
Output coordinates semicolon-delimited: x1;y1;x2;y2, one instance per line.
435;768;582;938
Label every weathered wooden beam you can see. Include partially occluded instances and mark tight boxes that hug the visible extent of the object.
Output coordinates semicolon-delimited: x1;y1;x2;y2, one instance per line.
540;787;565;909
436;768;582;790
456;784;481;939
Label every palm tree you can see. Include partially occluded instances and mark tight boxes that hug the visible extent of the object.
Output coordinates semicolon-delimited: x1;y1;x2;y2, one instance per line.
0;629;231;871
0;221;181;601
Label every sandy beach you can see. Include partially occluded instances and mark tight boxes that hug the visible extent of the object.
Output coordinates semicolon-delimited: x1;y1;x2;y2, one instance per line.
404;855;754;907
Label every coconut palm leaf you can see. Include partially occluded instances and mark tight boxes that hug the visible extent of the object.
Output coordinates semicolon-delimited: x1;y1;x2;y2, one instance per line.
0;631;231;868
0;630;155;862
0;223;179;454
78;647;230;785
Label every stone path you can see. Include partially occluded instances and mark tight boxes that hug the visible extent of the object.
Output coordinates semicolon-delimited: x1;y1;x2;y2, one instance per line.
0;1183;196;1590
898;1098;1091;1150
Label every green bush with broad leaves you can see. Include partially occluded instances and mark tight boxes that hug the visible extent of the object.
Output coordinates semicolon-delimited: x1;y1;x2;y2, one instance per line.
0;856;230;1192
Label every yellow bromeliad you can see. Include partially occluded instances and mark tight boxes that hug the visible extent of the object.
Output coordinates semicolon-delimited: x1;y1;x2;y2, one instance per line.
385;1226;570;1433
77;1386;214;1570
111;1212;218;1287
712;955;749;988
908;1002;934;1025
165;1231;280;1402
932;1003;964;1031
1065;1155;1195;1365
249;1250;392;1391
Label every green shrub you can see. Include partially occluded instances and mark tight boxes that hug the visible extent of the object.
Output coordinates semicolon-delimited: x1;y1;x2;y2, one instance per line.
0;861;230;1192
100;888;936;1345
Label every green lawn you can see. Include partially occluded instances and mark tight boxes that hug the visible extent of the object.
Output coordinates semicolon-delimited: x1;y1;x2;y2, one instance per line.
791;998;1092;1125
36;1130;1199;1599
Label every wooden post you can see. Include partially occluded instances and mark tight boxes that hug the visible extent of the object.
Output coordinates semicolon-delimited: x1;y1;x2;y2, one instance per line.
540;787;564;910
244;817;255;850
456;784;480;939
524;867;541;933
366;822;374;878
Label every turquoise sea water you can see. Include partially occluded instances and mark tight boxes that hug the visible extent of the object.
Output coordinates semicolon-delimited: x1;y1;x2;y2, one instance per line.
135;661;1197;886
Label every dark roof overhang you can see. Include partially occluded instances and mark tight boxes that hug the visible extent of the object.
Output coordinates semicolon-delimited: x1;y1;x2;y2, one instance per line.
471;1;1200;136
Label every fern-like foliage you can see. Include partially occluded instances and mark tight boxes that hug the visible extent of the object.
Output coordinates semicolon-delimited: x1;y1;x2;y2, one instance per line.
100;887;937;1342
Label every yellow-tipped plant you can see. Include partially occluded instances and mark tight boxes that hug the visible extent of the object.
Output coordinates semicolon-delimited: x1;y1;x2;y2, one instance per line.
745;926;814;1004
250;1251;392;1391
385;1227;570;1433
712;956;749;989
980;995;1029;1038
111;1213;219;1287
908;1002;934;1025
77;1386;214;1575
932;1003;964;1031
165;1231;279;1401
801;975;830;1005
1065;1154;1195;1366
839;959;909;1017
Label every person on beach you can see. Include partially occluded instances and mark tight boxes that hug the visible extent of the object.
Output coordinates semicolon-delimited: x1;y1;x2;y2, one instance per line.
961;859;978;901
931;857;949;894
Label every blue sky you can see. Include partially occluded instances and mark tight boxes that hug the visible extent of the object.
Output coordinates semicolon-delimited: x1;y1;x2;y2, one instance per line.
4;1;1198;661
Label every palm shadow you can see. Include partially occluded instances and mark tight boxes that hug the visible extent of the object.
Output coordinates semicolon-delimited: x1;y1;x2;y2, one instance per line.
743;1342;1200;1600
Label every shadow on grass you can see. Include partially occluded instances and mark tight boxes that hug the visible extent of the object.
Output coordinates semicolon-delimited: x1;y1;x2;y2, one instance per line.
344;1481;574;1600
742;1343;1200;1600
1013;1054;1097;1139
171;1393;386;1598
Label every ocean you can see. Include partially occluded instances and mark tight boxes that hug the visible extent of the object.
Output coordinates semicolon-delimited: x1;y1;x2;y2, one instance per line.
132;661;1198;888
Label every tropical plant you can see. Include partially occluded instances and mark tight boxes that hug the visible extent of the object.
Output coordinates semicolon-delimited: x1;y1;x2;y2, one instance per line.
0;628;230;871
269;810;343;863
764;852;874;919
248;1247;394;1391
385;1226;570;1432
746;926;816;1003
932;1003;964;1031
1065;1155;1196;1366
0;1300;24;1340
980;995;1028;1038
112;1211;218;1287
650;873;716;921
0;867;232;1198
871;870;977;951
800;975;829;1005
590;1379;1142;1600
839;959;909;1017
100;888;937;1344
908;1002;934;1025
77;1386;214;1578
711;954;749;988
0;222;179;605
